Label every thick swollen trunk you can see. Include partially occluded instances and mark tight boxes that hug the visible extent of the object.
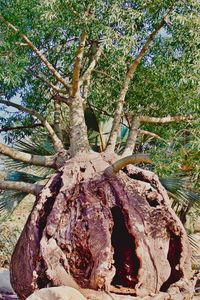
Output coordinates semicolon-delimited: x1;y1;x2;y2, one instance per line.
10;153;193;300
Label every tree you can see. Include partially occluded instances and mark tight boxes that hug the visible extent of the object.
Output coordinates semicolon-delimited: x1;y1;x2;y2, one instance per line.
0;1;199;299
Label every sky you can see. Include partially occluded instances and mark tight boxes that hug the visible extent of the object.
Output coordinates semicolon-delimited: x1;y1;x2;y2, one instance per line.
0;94;21;143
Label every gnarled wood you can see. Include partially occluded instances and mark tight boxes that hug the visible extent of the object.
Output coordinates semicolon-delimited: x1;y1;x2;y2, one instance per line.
10;153;193;300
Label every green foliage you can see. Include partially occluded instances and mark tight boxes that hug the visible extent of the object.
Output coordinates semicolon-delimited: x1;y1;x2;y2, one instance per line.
0;0;199;131
0;190;27;220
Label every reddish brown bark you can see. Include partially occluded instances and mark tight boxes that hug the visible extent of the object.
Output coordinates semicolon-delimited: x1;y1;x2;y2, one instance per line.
10;153;193;299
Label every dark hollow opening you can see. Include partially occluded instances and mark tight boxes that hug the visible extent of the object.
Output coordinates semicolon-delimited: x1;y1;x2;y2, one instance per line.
37;259;52;289
111;207;140;289
147;199;159;207
160;232;183;292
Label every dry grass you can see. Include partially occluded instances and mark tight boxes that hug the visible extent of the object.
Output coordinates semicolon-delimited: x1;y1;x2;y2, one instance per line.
0;194;35;267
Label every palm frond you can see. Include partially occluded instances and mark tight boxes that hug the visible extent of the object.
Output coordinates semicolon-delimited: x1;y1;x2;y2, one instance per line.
188;234;200;266
160;177;185;193
160;177;200;206
5;171;43;183
0;190;27;220
13;134;55;155
2;131;56;176
160;176;200;226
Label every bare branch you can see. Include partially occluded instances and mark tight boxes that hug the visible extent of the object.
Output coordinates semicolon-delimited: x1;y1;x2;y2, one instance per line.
106;9;172;152
0;99;64;152
0;123;43;133
69;29;91;155
104;154;152;176
71;29;87;97
79;46;103;85
138;129;161;139
139;115;194;124
122;117;141;156
0;180;43;195
82;76;91;100
53;102;63;141
33;73;68;94
0;142;56;168
0;15;71;91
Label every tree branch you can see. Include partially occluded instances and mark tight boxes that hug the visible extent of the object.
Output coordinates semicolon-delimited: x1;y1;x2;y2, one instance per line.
0;143;56;168
106;9;172;152
122;117;141;156
0;99;64;152
69;29;91;155
123;114;194;156
138;129;161;139
139;114;194;124
0;180;43;195
53;102;63;141
104;154;152;176
79;46;103;85
0;123;43;133
82;76;91;100
0;15;71;91
71;29;87;97
33;73;68;94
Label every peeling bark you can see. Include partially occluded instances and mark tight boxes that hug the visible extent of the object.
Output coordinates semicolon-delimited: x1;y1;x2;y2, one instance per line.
10;153;193;300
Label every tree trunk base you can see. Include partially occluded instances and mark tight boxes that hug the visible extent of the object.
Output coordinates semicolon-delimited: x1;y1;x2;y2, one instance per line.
10;153;194;299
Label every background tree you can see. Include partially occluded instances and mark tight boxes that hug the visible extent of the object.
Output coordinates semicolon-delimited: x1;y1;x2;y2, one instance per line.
0;1;199;299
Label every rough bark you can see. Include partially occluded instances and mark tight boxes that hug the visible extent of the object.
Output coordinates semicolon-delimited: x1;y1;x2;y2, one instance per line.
10;153;193;300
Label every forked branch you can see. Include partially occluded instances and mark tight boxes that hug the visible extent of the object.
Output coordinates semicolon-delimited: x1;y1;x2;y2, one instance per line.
0;180;43;195
0;15;71;91
106;9;173;152
79;45;103;85
0;99;64;152
123;114;195;156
